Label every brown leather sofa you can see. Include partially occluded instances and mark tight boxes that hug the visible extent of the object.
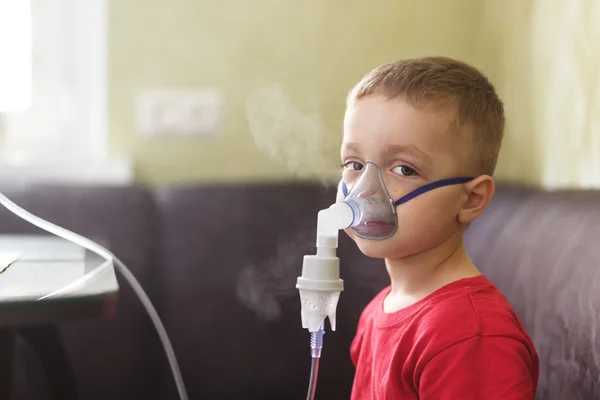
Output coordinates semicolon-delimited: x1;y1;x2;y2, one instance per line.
1;181;598;399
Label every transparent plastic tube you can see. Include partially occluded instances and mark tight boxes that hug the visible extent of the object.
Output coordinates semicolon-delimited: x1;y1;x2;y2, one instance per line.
306;357;320;400
0;192;189;400
306;323;325;400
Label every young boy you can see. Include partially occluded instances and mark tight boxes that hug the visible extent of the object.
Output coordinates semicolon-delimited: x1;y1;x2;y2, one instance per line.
339;57;539;399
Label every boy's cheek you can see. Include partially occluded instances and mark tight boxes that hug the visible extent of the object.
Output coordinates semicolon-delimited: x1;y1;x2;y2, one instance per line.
342;227;355;240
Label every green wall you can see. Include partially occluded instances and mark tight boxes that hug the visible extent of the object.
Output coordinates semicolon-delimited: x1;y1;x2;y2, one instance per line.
472;0;600;189
109;0;483;185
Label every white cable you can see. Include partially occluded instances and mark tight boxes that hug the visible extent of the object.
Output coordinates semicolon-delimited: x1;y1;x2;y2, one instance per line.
0;191;189;400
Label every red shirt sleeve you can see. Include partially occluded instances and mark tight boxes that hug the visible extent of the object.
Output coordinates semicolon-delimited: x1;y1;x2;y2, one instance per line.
419;336;536;400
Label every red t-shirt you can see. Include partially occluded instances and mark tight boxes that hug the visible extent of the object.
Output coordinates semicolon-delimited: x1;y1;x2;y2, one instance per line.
350;274;539;399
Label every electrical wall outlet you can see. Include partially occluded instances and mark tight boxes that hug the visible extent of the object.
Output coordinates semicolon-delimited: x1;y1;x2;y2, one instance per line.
136;89;223;137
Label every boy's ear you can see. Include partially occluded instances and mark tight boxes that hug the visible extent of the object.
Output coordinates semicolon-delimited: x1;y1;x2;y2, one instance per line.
457;175;495;224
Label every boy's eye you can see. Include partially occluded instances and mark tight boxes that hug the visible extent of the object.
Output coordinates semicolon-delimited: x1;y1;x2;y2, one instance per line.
343;161;364;171
393;165;417;177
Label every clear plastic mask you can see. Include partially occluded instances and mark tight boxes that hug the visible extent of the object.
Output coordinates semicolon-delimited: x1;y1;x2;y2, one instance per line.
340;162;474;240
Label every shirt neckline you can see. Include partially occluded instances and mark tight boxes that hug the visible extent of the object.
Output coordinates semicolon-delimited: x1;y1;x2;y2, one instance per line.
374;274;491;328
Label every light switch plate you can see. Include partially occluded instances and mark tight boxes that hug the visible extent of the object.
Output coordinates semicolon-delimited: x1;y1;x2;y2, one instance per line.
136;89;224;137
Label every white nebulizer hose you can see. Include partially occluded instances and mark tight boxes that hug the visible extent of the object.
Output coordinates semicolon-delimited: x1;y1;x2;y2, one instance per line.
0;192;189;400
297;201;356;400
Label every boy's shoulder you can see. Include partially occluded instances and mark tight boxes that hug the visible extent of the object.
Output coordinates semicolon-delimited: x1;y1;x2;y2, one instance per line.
358;274;532;350
416;275;532;347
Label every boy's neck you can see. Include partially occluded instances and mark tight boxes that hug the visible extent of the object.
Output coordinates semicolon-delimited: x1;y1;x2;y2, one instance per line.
385;232;480;301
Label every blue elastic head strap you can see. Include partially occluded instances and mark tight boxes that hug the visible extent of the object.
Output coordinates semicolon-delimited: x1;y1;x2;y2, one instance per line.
341;177;474;206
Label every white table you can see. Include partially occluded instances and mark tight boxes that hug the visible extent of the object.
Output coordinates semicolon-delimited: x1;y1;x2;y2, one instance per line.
0;235;119;399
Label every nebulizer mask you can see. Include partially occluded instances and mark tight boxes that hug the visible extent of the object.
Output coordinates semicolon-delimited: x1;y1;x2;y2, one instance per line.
296;161;473;399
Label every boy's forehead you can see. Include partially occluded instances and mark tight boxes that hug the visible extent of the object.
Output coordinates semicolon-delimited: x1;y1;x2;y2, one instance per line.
342;95;456;154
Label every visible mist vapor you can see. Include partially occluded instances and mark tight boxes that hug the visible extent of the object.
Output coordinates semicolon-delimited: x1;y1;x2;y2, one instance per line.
235;227;316;322
245;83;339;181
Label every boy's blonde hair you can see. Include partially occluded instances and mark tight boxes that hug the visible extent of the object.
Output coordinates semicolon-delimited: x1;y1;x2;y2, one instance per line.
347;56;505;176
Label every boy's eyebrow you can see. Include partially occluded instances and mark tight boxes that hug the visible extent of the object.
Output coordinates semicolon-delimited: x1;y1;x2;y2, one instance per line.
342;142;431;162
383;144;431;162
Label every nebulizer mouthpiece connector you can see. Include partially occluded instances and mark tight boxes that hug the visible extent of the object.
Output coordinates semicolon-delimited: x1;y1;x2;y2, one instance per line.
315;201;355;250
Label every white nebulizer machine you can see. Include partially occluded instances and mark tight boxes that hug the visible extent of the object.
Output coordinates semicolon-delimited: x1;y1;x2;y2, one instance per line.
296;162;473;399
0;193;189;400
